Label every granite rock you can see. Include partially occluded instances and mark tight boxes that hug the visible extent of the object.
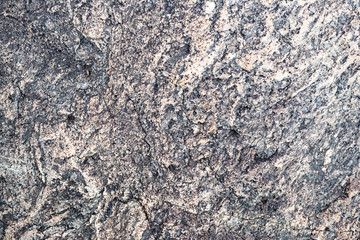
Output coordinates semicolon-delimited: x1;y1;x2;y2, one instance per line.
1;0;360;239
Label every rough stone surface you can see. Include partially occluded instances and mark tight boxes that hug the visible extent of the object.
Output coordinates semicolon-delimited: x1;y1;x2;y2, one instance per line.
1;0;360;239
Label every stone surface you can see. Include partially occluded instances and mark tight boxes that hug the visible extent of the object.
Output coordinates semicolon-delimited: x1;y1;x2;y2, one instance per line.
1;0;360;239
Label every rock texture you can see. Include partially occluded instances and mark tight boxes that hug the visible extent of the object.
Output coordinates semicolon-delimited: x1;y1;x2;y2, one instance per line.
1;0;360;239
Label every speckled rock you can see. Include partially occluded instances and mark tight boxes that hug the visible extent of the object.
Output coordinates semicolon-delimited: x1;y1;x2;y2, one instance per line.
1;0;360;239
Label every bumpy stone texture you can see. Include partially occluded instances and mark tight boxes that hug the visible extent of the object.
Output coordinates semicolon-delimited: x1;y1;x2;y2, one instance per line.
1;0;360;239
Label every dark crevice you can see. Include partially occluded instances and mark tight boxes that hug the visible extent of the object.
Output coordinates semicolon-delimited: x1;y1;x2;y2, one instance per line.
126;95;152;155
114;196;156;239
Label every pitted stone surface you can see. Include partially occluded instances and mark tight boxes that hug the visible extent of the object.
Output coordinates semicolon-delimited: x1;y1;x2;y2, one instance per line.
1;0;360;239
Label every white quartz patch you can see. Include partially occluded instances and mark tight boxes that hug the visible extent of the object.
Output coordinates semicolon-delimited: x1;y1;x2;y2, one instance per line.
205;1;216;14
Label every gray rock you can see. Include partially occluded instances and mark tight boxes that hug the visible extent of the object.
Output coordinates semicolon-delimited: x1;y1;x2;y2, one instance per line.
1;0;360;239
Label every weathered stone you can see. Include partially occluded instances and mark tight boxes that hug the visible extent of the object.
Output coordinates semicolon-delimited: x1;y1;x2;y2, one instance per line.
1;0;360;239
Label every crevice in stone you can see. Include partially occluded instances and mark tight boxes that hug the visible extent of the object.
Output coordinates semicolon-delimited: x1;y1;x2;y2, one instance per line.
126;95;152;156
116;196;157;239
